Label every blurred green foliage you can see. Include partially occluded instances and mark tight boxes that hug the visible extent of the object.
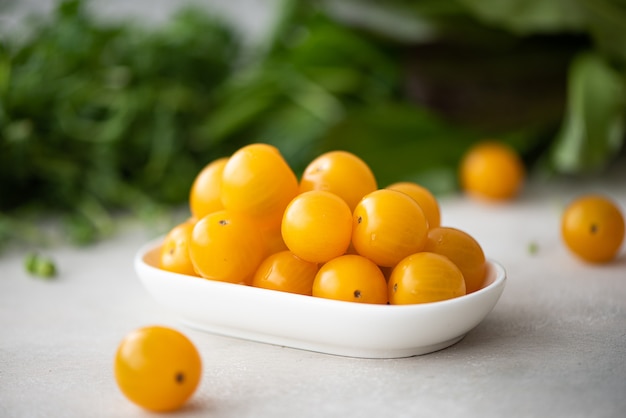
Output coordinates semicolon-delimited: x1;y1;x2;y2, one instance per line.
0;0;624;250
1;0;241;247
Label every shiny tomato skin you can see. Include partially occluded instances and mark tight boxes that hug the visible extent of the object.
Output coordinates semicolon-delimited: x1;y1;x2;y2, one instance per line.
114;326;202;412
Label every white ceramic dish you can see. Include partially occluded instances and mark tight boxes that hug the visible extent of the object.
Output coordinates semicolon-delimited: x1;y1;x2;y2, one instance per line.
134;238;506;359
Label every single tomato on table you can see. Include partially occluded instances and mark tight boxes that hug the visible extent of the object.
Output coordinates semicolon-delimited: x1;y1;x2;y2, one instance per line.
114;326;202;412
459;141;525;201
561;194;625;263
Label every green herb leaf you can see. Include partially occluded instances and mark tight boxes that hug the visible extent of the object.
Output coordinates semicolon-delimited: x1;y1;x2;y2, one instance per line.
581;0;626;64
550;52;625;173
24;252;57;279
456;0;586;34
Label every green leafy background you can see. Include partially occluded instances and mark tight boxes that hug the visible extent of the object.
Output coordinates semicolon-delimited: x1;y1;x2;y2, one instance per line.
0;0;624;249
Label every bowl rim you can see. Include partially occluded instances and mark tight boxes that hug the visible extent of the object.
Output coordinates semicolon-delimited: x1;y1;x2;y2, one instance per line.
135;236;506;313
134;237;507;358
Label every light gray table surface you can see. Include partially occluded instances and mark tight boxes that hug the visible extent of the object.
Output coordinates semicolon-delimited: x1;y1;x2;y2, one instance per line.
1;2;625;417
1;169;625;418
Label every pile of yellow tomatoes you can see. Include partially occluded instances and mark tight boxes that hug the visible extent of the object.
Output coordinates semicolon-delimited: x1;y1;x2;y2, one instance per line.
159;143;488;305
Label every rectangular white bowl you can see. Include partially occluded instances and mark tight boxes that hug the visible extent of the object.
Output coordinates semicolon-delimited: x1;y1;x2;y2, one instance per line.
135;239;506;358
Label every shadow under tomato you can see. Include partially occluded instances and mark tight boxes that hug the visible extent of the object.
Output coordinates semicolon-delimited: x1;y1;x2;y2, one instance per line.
174;396;215;415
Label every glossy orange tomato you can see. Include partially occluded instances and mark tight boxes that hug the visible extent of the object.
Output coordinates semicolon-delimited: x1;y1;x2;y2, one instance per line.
459;141;525;201
312;254;388;304
189;210;265;285
189;157;228;220
352;189;428;267
561;194;625;263
388;252;466;304
424;226;486;293
114;326;202;412
252;251;319;295
159;220;198;276
387;181;441;229
299;150;377;211
282;190;353;264
220;143;298;229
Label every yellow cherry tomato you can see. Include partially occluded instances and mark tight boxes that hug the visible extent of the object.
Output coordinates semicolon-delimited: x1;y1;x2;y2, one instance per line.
189;210;265;285
282;190;353;264
159;220;198;276
459;141;525;201
313;254;388;304
114;326;202;412
387;181;441;229
389;252;466;304
220;143;298;229
189;157;228;220
561;194;625;263
299;150;377;211
252;250;319;295
352;189;428;267
424;226;486;293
